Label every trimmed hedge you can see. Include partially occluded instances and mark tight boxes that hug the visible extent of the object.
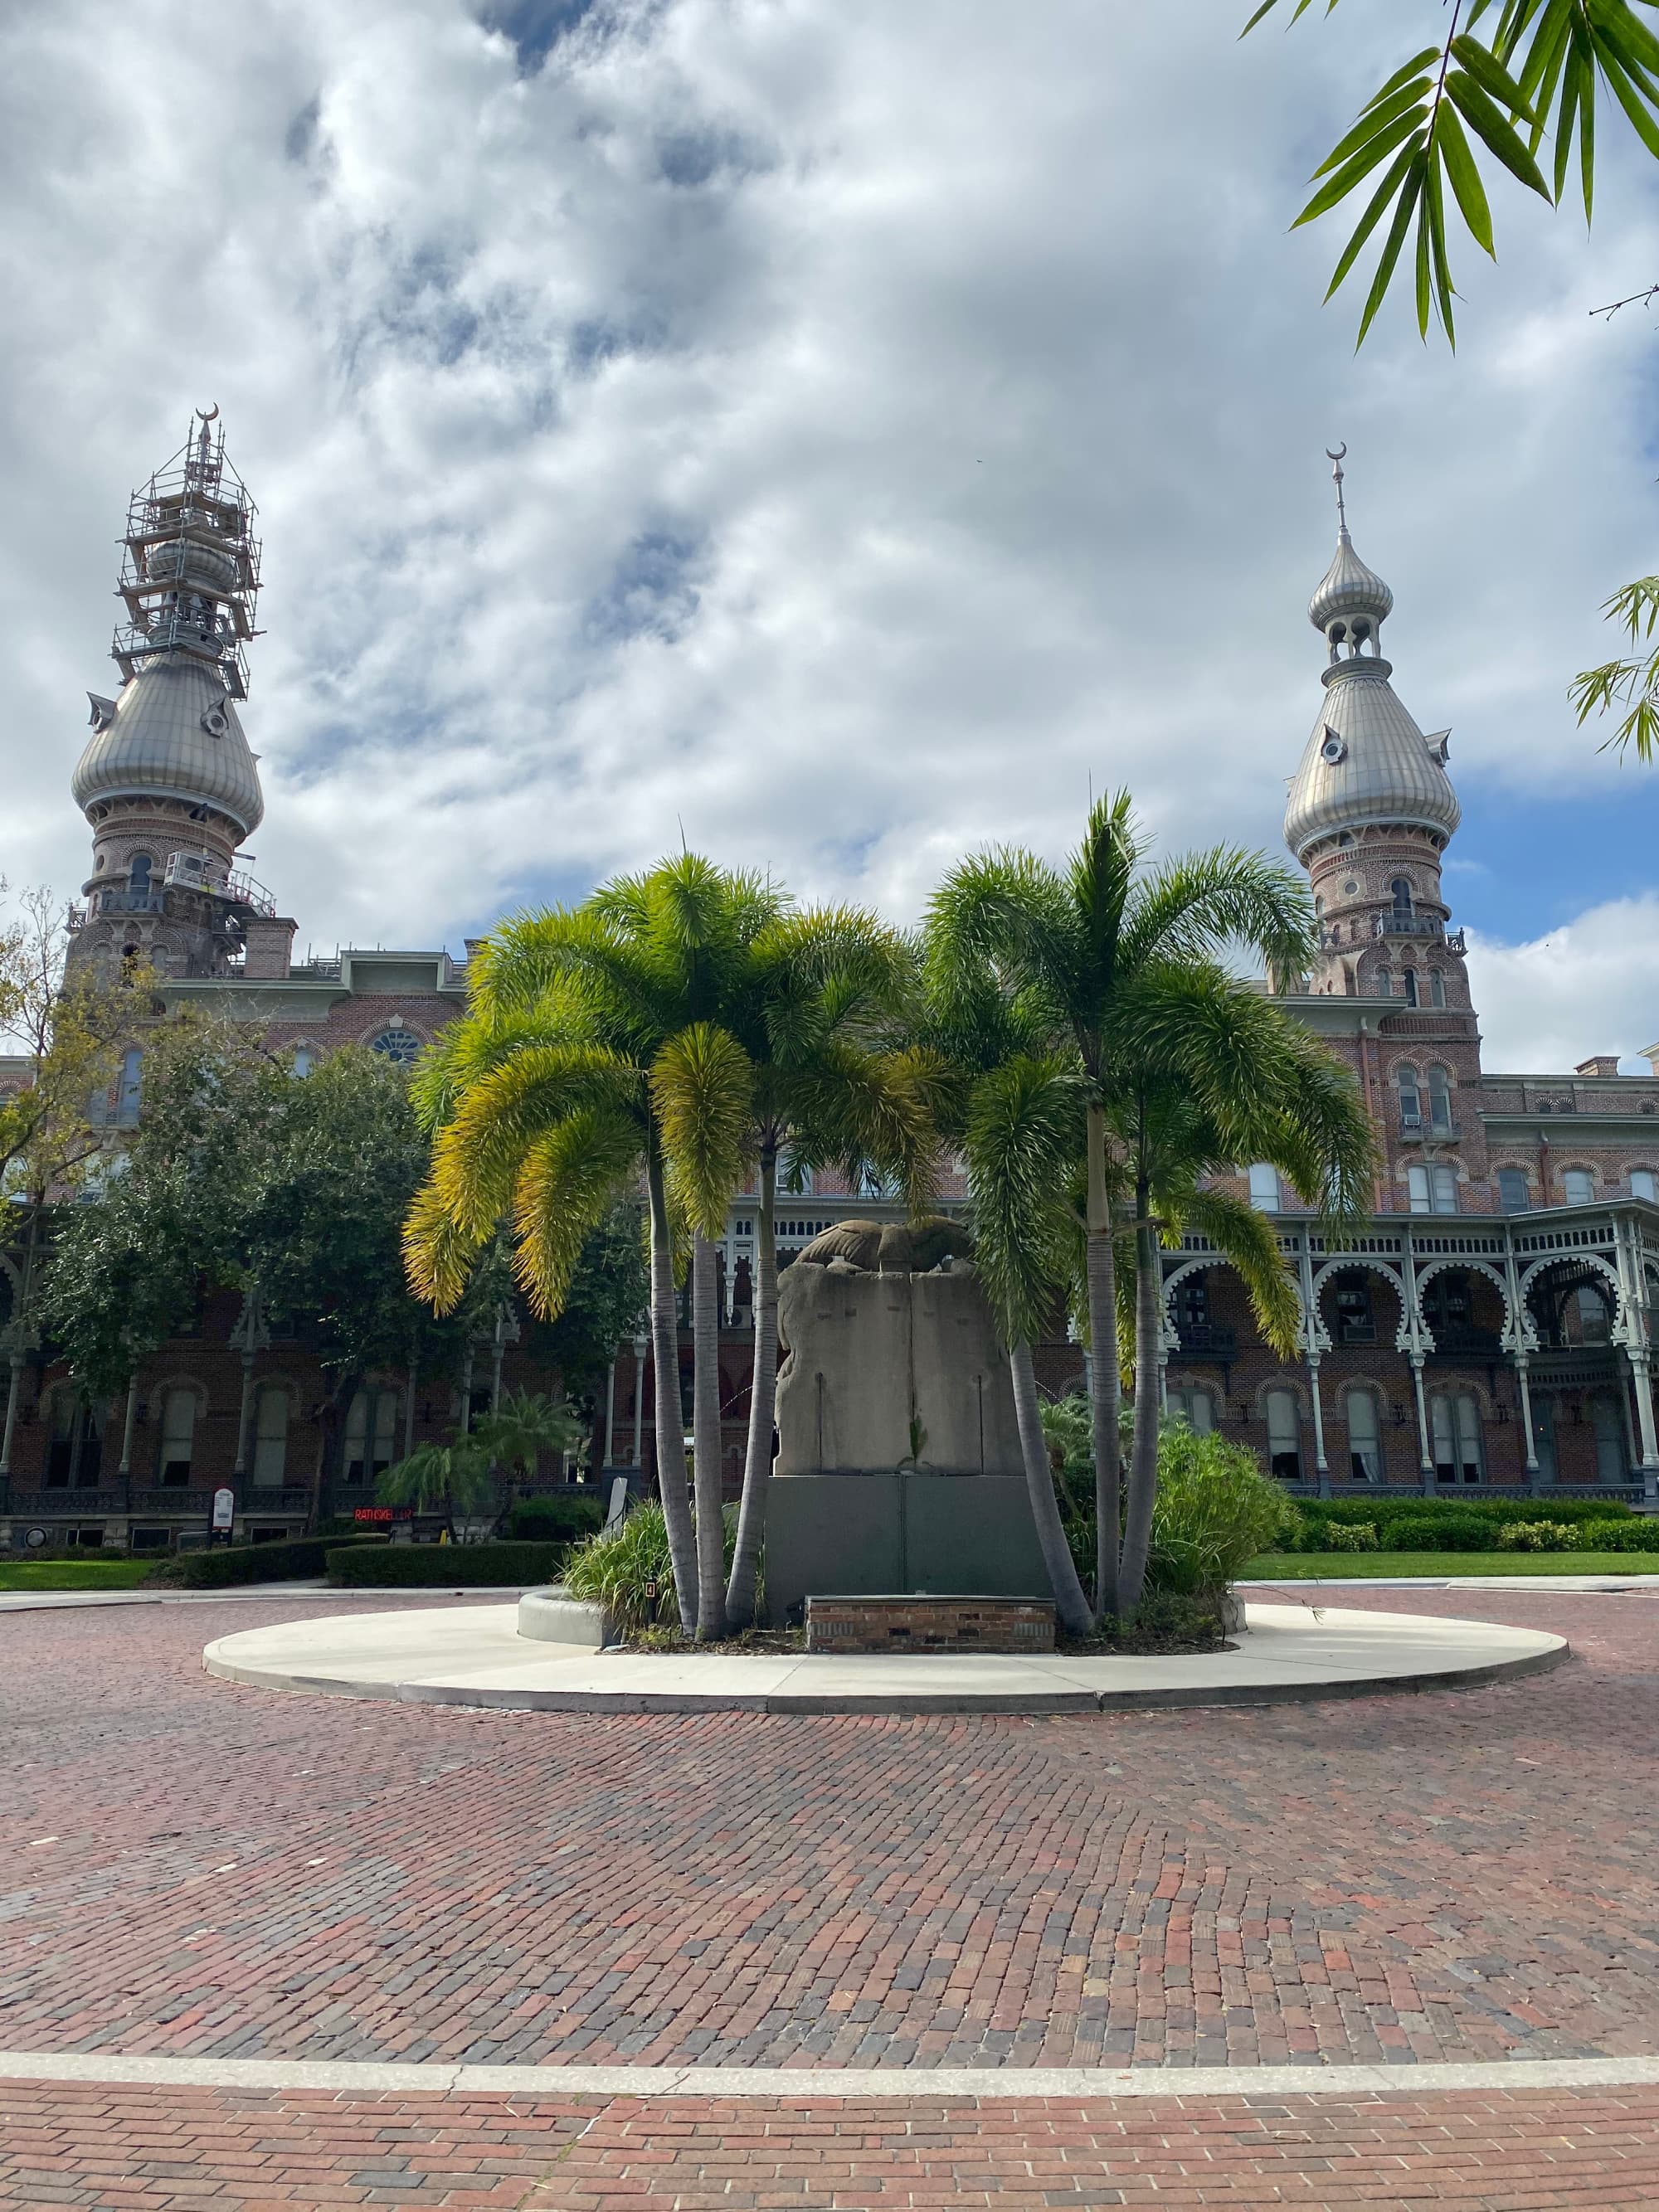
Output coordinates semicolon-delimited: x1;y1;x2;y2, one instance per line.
503;1494;606;1544
1384;1510;1497;1553
1295;1495;1635;1551
1581;1516;1659;1553
151;1535;387;1589
325;1540;572;1587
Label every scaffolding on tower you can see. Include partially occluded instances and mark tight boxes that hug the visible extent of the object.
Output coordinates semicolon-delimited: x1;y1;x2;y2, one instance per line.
110;409;263;700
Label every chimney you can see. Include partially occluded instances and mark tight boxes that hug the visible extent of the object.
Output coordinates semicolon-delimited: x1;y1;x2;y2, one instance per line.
1643;1042;1659;1081
1575;1054;1622;1080
243;915;297;980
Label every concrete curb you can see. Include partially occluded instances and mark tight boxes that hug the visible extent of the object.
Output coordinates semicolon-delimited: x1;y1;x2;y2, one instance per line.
201;1604;1570;1715
3;2049;1659;2098
0;1585;544;1615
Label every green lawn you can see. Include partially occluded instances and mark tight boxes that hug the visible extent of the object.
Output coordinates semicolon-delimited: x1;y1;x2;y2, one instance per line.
0;1558;154;1592
1242;1550;1659;1580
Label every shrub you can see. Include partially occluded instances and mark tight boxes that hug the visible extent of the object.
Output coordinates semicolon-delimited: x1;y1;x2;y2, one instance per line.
1580;1516;1659;1553
1496;1520;1579;1553
151;1536;387;1589
1146;1428;1303;1595
1324;1522;1379;1552
561;1501;747;1634
563;1500;679;1633
504;1493;606;1544
324;1541;572;1587
1385;1510;1495;1552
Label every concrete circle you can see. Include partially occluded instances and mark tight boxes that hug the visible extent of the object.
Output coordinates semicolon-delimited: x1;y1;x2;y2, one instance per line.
202;1601;1567;1715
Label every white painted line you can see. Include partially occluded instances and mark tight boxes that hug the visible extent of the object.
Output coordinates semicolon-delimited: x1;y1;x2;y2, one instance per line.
5;2051;1659;2098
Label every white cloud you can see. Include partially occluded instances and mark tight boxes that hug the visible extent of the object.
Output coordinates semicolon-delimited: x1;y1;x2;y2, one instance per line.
1;0;1657;1058
1467;900;1659;1074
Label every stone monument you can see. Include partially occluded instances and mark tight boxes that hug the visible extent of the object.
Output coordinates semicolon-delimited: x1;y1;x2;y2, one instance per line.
764;1219;1048;1621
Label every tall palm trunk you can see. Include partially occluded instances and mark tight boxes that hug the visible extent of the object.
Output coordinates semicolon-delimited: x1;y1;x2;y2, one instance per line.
1085;1102;1122;1620
726;1144;776;1629
646;1148;698;1631
690;1231;727;1640
1009;1340;1093;1638
1118;1186;1164;1611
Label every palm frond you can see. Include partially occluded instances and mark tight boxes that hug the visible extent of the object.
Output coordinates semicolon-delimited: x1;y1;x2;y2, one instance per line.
650;1022;754;1239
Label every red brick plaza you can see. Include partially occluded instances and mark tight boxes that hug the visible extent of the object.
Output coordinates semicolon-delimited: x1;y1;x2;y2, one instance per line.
7;1584;1659;2207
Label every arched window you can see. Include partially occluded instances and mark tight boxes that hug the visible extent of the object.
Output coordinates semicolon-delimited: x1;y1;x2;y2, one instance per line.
1431;1392;1483;1485
1497;1168;1530;1212
289;1046;314;1078
1265;1390;1301;1481
114;1046;143;1127
1562;1168;1594;1205
1346;1390;1382;1483
1168;1385;1214;1435
368;1028;421;1066
1633;1169;1657;1203
1428;970;1447;1008
1530;1399;1557;1481
1397;1065;1422;1129
1248;1163;1280;1213
1331;1273;1374;1345
158;1389;197;1486
1390;877;1413;916
1408;1164;1458;1214
128;853;153;894
1574;1285;1613;1344
46;1394;103;1490
1427;1066;1452;1133
253;1387;290;1488
1590;1394;1627;1482
1402;968;1419;1007
343;1388;401;1485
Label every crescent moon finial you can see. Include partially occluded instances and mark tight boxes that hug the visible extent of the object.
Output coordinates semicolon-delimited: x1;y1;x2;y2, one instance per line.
1326;443;1350;534
197;403;219;424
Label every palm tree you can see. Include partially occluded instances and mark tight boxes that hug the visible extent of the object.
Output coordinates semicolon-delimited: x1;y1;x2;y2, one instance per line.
404;855;773;1639
378;1388;586;1539
716;910;937;1629
926;792;1316;1619
1108;973;1375;1609
959;1052;1096;1636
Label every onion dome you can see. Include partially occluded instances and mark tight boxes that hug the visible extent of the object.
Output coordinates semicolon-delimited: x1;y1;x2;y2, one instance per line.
72;654;264;837
1284;447;1459;862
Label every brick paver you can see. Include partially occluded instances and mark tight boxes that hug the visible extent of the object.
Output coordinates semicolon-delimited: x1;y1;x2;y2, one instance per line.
8;2080;1659;2208
3;1587;1659;2069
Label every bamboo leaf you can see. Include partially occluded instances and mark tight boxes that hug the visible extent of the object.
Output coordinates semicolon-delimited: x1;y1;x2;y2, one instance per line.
1355;150;1427;347
1293;108;1427;225
1426;155;1457;342
1599;42;1659;158
1414;189;1433;338
1436;100;1496;252
1444;68;1554;194
1450;31;1541;119
1311;77;1433;176
1555;33;1588;201
1321;139;1423;299
1361;46;1448;110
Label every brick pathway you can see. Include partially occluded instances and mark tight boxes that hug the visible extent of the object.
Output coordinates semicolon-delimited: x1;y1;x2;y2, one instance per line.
9;1586;1659;2205
5;1587;1659;2069
7;2079;1659;2208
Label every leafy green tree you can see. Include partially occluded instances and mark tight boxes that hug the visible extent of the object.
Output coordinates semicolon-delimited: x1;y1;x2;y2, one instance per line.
1253;0;1659;348
1107;975;1374;1608
0;887;156;1478
406;855;784;1637
925;792;1313;1619
378;1388;583;1539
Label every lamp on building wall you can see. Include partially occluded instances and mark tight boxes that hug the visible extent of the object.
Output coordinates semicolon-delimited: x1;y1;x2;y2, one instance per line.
1390;1402;1409;1427
1234;1403;1251;1425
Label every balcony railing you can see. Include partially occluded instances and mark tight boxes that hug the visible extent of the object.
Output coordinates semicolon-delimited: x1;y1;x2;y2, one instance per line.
1174;1325;1237;1359
1399;1116;1461;1141
1425;1326;1505;1359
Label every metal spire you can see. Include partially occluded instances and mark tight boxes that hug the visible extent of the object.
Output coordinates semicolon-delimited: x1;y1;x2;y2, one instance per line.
1326;442;1350;540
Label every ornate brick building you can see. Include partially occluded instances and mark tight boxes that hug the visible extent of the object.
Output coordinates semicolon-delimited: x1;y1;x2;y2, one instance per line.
2;426;1657;1554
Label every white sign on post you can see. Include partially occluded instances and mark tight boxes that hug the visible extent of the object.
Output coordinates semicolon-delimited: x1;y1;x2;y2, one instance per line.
211;1487;235;1532
605;1475;629;1530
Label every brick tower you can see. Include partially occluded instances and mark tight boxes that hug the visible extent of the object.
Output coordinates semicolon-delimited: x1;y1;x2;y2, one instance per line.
67;411;280;981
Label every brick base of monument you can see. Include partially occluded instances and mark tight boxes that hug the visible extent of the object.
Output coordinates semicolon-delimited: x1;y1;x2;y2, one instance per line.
805;1594;1057;1654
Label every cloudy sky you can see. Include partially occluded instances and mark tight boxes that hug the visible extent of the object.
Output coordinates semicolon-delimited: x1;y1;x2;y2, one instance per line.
4;0;1659;1069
